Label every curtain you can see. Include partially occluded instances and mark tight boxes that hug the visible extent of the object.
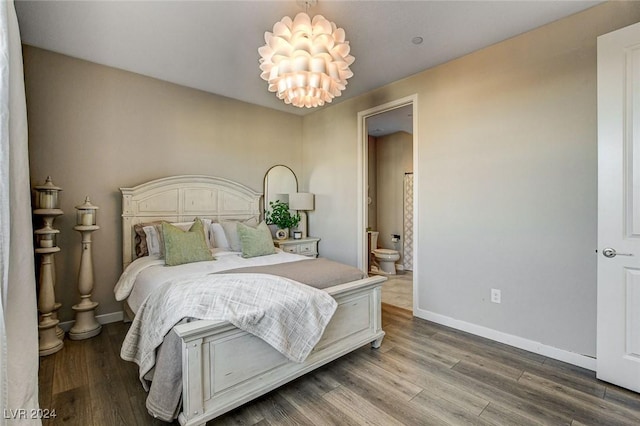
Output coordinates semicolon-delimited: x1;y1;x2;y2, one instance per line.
0;0;41;424
403;173;413;272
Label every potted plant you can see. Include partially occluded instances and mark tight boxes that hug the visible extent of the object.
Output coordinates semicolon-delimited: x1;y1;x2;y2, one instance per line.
265;200;300;240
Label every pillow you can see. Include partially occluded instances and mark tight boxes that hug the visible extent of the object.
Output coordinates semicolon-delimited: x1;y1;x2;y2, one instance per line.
209;223;229;250
143;218;212;257
134;221;159;257
219;217;259;252
237;221;276;258
162;218;214;266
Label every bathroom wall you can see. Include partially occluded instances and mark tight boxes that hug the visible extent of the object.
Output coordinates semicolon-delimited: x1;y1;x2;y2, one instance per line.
375;131;413;258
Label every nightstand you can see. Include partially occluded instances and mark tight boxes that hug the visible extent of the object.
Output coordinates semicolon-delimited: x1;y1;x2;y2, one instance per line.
274;237;320;258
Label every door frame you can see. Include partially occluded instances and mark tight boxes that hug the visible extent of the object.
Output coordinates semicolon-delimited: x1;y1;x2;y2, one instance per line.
357;94;419;312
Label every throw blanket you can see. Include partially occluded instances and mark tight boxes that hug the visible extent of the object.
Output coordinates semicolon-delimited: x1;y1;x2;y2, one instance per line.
121;272;337;395
221;258;366;289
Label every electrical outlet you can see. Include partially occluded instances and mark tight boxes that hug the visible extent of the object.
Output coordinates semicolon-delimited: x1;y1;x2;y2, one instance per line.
491;289;501;304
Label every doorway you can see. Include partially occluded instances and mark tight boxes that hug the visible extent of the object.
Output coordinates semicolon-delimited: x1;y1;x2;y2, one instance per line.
357;95;418;313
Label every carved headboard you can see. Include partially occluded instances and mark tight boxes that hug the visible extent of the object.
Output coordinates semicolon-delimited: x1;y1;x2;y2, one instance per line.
120;175;261;269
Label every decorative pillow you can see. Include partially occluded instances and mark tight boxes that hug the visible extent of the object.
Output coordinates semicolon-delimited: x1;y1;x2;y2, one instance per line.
143;218;212;257
220;217;259;252
237;221;276;258
162;218;214;266
134;221;160;257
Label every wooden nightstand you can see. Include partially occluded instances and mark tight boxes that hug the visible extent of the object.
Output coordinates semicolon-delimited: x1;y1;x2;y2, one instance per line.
273;237;320;258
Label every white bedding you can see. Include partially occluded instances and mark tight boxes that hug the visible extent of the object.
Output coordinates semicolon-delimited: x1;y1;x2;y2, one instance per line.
122;272;337;381
114;248;310;313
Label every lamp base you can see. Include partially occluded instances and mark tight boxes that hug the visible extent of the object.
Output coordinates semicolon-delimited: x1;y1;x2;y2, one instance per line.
299;211;308;239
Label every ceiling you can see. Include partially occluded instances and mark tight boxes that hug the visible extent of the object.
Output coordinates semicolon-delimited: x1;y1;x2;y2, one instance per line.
15;1;602;117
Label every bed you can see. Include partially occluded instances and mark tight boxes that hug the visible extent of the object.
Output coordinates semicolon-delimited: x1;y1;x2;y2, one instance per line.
117;175;386;426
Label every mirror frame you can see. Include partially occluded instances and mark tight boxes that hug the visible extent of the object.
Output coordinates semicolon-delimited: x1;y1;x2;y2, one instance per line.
263;165;298;214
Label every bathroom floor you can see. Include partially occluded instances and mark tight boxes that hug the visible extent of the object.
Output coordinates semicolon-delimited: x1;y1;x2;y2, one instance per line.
378;270;413;311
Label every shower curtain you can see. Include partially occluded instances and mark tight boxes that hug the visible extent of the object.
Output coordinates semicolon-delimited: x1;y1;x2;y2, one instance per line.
1;1;41;423
403;173;414;271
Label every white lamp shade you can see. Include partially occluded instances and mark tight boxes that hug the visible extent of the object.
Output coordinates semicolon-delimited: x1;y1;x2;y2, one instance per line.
274;193;289;204
289;192;314;211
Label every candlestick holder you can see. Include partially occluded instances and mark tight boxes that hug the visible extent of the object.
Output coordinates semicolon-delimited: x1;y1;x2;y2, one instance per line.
69;196;102;340
33;176;64;355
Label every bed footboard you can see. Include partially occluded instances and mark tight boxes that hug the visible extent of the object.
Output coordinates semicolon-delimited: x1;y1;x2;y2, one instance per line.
173;275;385;426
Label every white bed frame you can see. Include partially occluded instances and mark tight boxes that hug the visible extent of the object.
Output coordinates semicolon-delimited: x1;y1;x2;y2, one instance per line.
120;175;386;426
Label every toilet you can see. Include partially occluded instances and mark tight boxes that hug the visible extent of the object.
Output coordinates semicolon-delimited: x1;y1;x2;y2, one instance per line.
368;231;401;275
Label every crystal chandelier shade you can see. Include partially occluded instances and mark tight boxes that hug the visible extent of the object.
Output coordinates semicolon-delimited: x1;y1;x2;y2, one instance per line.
258;12;355;108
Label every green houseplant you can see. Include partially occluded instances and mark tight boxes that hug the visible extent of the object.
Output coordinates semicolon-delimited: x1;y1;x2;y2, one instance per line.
265;200;300;239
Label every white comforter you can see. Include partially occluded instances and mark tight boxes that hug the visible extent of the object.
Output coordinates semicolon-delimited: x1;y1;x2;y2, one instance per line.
114;248;311;313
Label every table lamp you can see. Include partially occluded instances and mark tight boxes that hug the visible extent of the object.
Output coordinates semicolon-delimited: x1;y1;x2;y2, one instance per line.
289;192;314;238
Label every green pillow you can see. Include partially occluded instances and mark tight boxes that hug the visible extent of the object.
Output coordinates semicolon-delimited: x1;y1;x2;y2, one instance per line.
162;218;214;266
237;221;276;258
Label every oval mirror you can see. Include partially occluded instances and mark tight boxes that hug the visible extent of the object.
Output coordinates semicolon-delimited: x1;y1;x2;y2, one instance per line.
263;165;298;213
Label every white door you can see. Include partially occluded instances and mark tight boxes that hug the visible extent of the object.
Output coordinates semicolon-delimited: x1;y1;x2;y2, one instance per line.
597;21;640;392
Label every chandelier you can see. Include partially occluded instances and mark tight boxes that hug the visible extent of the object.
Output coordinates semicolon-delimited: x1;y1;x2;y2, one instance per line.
258;3;355;108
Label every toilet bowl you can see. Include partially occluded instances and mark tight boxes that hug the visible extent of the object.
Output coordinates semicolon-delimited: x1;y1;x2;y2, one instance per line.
368;231;400;275
373;249;401;274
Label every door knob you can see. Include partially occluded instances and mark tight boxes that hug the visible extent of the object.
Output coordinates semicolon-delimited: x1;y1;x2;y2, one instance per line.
603;247;633;258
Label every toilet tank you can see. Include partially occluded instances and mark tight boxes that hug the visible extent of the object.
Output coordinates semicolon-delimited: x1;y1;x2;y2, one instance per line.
368;231;379;252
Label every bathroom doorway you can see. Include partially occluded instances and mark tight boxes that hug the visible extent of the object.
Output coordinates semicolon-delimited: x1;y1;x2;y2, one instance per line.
357;96;418;313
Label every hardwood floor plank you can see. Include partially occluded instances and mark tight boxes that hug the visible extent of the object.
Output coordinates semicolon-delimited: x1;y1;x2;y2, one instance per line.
353;348;491;416
336;351;423;400
327;359;453;425
209;401;265;425
85;330;139;425
279;377;361;425
381;303;414;321
322;386;406;426
49;385;94;426
410;389;496;426
51;338;89;395
451;360;578;424
519;371;640;426
382;348;571;424
604;383;640;412
37;354;55;415
520;363;605;399
387;326;525;381
478;402;545;426
383;326;461;368
431;330;545;373
254;393;314;425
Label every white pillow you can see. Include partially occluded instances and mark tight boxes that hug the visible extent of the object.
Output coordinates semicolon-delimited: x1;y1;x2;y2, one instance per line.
211;218;259;252
144;219;212;256
143;224;163;256
209;223;229;250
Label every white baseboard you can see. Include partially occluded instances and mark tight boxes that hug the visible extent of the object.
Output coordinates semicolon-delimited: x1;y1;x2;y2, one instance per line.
58;311;124;332
413;306;596;371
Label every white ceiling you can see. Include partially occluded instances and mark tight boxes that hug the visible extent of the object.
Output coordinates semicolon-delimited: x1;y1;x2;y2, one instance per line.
15;0;603;116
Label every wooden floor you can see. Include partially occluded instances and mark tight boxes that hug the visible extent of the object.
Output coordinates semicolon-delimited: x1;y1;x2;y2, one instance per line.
39;304;640;425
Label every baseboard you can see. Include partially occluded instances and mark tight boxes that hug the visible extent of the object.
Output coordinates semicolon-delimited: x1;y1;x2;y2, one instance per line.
58;311;124;332
413;306;596;371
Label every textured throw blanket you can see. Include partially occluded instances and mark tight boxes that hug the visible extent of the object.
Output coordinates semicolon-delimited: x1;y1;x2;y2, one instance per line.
121;272;337;420
222;258;366;289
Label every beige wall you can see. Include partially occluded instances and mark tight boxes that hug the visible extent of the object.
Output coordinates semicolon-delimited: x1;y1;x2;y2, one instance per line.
303;2;640;357
24;47;303;321
374;132;413;256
